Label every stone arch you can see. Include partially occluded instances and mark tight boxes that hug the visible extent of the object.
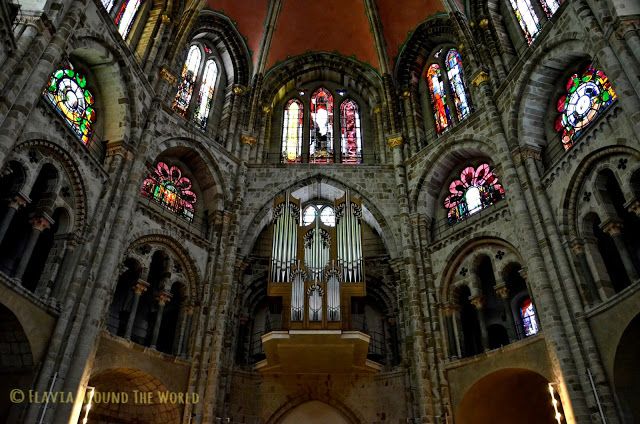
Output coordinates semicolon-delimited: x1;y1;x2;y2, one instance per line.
455;368;558;424
612;312;640;422
238;174;399;259
66;31;141;147
267;395;363;424
147;137;231;211
86;368;181;424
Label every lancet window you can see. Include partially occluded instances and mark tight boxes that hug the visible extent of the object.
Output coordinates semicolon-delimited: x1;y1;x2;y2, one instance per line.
115;0;142;38
43;63;96;145
424;48;471;135
508;0;561;45
520;297;539;336
269;194;364;328
172;44;219;130
555;64;616;151
140;162;197;222
280;89;364;164
444;164;505;225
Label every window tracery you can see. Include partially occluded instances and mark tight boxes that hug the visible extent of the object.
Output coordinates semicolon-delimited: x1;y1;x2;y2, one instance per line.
555;64;616;150
444;164;505;224
282;99;303;163
140;162;197;222
310;88;334;163
340;99;362;164
43;64;96;145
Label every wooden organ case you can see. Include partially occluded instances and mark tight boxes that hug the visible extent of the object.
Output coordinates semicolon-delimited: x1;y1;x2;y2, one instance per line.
256;193;381;374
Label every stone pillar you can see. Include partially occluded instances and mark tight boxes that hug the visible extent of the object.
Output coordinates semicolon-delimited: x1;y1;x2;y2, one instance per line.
401;89;418;155
601;220;639;281
0;193;28;244
150;290;172;349
175;303;194;356
569;240;600;305
494;283;517;341
441;303;460;358
470;295;489;351
124;280;150;340
226;85;247;151
14;213;53;281
373;106;386;163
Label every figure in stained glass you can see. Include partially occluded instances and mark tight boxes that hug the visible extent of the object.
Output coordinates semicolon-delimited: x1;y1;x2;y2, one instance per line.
310;88;334;163
172;45;202;118
426;64;452;134
43;64;96;145
282;99;303;163
444;164;505;224
193;60;218;129
555;64;616;150
340;100;362;164
520;297;539;336
445;50;471;121
141;162;197;222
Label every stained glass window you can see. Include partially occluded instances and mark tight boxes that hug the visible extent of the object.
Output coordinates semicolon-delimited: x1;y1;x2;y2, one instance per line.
102;0;114;12
555;64;616;150
445;50;471;121
141;162;197;222
193;60;218;129
172;45;202;118
302;205;335;227
520;297;539;336
340;100;362;164
509;0;540;44
310;88;334;164
43;65;96;145
115;0;142;38
426;64;452;134
444;163;505;224
540;0;560;17
282;99;303;163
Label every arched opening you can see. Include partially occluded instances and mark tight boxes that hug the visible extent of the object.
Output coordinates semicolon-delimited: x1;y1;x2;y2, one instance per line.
487;324;509;349
131;250;168;345
613;313;640;422
0;304;34;423
86;368;180;424
156;281;185;355
107;258;143;337
456;368;559;424
592;215;631;292
477;255;504;350
280;400;351;424
456;285;483;357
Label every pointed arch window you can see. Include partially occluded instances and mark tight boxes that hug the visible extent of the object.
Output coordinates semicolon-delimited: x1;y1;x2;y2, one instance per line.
540;0;560;17
310;88;334;164
509;0;540;44
555;64;616;151
445;50;471;121
340;99;362;164
172;45;202;118
444;164;505;224
426;63;452;134
520;297;539;336
282;99;304;163
115;0;143;38
141;162;197;222
43;63;96;145
193;60;218;129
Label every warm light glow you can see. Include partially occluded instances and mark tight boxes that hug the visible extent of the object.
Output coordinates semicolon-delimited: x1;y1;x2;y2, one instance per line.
548;383;563;424
82;386;95;424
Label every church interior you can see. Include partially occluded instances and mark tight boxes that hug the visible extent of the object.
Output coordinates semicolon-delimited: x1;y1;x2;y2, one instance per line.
0;0;639;422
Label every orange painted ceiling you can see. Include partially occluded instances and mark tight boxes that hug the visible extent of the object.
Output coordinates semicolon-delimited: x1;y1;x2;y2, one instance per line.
206;0;446;72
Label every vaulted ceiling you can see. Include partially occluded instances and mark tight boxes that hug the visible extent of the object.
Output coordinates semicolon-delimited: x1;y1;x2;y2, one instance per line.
206;0;446;73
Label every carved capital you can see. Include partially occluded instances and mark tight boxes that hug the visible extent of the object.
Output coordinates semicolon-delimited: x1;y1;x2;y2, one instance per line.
626;199;640;217
159;67;177;86
471;71;490;87
520;145;542;161
569;239;585;255
161;14;170;24
30;213;54;231
440;302;459;316
601;219;624;237
386;135;403;149
8;193;29;210
372;105;382;114
494;283;509;300
233;84;248;95
241;134;257;146
478;18;489;29
133;280;150;295
156;290;172;306
469;295;486;310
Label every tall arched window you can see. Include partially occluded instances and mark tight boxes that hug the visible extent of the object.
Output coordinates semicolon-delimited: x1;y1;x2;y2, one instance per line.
282;99;303;163
193;60;218;129
555;64;616;150
519;297;539;336
172;45;202;118
540;0;560;16
102;0;114;12
508;0;540;44
445;50;471;121
310;88;334;164
115;0;142;38
340;99;362;164
43;64;96;145
140;162;197;222
444;163;505;224
426;64;452;134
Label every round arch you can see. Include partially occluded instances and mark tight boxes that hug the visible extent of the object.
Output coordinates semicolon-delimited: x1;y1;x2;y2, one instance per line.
266;395;362;424
613;312;640;422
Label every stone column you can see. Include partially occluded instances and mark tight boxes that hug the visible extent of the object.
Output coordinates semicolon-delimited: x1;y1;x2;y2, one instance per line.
175;303;194;356
441;303;460;358
0;193;28;244
124;280;150;339
401;88;418;155
226;85;247;151
494;283;517;341
470;295;489;351
150;290;172;349
569;240;600;305
601;220;639;281
14;213;53;280
373;106;386;163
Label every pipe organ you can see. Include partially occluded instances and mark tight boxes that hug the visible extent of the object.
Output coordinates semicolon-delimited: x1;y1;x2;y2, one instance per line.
268;193;366;330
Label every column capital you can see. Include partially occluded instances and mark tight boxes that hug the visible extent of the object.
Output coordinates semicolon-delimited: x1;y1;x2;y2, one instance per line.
494;283;509;300
440;302;459;316
241;133;257;146
569;239;585;255
471;70;490;87
469;295;486;310
626;199;640;217
8;193;30;209
232;84;248;95
156;290;172;306
372;105;382;114
30;213;54;231
386;134;404;149
601;219;624;237
133;279;150;295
